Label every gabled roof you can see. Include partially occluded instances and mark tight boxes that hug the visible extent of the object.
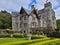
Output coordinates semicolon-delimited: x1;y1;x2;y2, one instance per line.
20;7;28;15
20;6;39;19
31;9;38;15
20;6;38;15
24;9;31;14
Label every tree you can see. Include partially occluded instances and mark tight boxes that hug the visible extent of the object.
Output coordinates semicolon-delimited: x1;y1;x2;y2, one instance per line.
56;19;60;29
0;11;12;29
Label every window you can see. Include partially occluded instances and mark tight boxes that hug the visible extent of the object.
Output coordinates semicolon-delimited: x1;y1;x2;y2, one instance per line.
39;15;41;18
49;20;51;22
20;23;22;28
53;22;55;25
24;16;26;20
16;23;18;29
52;16;55;20
24;23;27;27
32;22;37;27
32;22;35;26
43;21;44;24
20;17;22;20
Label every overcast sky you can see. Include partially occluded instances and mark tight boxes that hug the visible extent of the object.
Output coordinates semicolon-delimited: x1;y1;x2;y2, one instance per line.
0;0;60;19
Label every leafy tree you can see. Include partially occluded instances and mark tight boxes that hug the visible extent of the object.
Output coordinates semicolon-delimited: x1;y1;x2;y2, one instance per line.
0;11;12;29
56;19;60;29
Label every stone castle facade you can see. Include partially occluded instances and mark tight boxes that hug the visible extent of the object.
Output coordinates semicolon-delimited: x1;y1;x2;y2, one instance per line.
12;2;57;34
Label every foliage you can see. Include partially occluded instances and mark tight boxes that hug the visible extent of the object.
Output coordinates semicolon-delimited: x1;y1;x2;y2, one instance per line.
6;29;14;34
0;12;12;29
13;34;27;38
31;36;45;39
47;31;60;38
0;34;11;38
56;19;60;29
0;34;27;38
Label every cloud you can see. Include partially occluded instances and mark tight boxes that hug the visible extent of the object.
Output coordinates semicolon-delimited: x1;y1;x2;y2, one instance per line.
47;0;60;19
0;0;60;19
28;0;37;8
55;7;60;19
49;0;60;10
0;0;21;11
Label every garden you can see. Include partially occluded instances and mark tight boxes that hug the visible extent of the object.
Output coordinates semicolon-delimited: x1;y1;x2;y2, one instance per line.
0;35;60;45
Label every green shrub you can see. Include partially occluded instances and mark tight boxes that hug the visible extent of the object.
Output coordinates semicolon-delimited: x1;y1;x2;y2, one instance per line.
31;36;41;39
22;34;27;38
6;29;13;34
0;34;27;38
47;32;60;38
0;34;11;38
13;34;24;38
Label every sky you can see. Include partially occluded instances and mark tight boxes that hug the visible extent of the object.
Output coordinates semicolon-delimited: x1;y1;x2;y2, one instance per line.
0;0;60;19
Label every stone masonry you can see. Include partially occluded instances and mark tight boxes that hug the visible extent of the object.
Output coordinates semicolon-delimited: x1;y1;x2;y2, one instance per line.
11;2;57;34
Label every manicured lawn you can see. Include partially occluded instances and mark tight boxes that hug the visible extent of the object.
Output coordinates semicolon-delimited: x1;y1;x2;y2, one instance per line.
0;38;25;44
0;38;60;45
29;38;60;45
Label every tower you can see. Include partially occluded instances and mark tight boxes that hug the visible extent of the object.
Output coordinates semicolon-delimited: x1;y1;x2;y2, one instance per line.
44;2;57;31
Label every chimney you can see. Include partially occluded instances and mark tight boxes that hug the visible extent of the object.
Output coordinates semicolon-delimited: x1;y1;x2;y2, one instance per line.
44;2;52;8
31;5;35;10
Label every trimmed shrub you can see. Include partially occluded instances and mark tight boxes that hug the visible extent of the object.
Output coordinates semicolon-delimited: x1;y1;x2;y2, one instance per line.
47;32;60;38
31;36;41;39
6;30;13;34
13;34;25;38
0;34;11;38
0;34;27;38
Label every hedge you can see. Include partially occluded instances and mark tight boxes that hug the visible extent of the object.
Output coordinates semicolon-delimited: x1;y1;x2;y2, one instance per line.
0;34;11;38
47;32;60;38
31;36;44;39
0;34;27;38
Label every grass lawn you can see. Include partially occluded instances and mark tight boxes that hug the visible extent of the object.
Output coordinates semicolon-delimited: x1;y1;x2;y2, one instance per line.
0;38;25;44
0;38;60;45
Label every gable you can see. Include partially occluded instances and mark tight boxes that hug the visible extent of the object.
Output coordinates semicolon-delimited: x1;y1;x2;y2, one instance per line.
30;9;37;15
20;7;28;15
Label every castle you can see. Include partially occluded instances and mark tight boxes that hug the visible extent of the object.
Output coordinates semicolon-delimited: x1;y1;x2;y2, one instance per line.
12;2;57;34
